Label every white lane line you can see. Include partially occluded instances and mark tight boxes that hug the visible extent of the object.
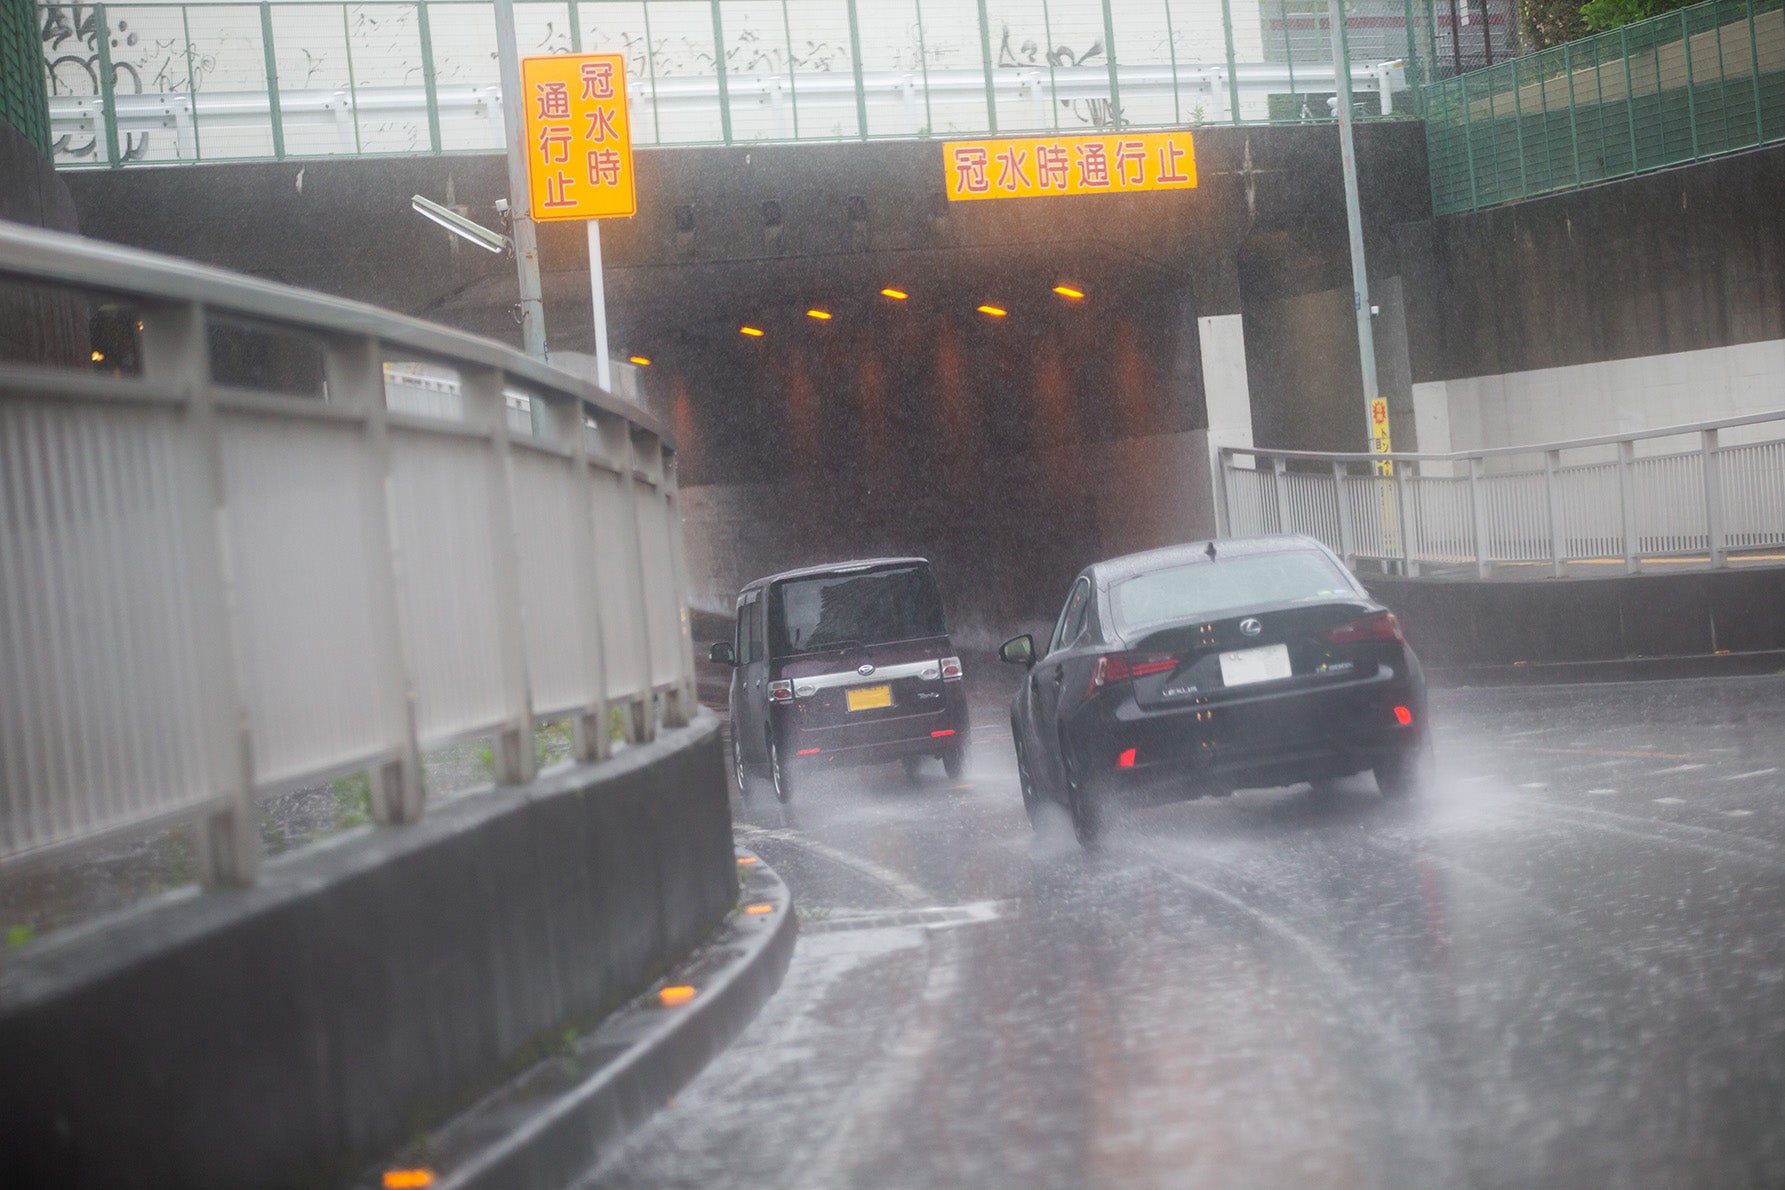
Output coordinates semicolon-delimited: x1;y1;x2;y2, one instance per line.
1726;809;1756;818
1652;797;1686;805
1724;768;1779;781
1586;788;1618;795
1519;782;1547;790
1652;764;1707;774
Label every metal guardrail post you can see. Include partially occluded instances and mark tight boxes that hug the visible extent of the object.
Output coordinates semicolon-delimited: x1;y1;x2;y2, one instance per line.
140;299;260;885
846;0;869;139
1749;0;1765;144
324;336;425;821
1394;460;1417;576
93;2;121;166
1617;438;1638;572
1219;0;1242;122
975;0;997;133
1100;0;1122;126
1544;447;1565;577
1468;456;1489;577
710;0;733;144
463;366;539;785
1216;451;1233;537
1333;461;1356;565
1270;455;1289;532
259;3;287;159
1703;427;1726;565
416;0;442;154
1683;8;1699;160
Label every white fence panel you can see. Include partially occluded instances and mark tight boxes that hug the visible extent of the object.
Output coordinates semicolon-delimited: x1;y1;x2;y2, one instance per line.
1632;452;1707;555
1721;440;1785;550
1278;470;1342;554
511;446;599;718
1406;474;1472;563
1555;461;1620;560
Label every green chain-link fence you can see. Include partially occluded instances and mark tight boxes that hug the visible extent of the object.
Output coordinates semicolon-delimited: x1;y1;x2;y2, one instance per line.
1426;0;1785;213
2;0;52;151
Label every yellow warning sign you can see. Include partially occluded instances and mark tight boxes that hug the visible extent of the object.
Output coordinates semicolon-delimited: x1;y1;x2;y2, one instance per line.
942;131;1197;202
1370;397;1393;475
520;52;636;222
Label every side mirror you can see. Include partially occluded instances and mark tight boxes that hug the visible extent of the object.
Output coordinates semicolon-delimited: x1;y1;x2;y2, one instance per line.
708;642;737;666
998;634;1035;668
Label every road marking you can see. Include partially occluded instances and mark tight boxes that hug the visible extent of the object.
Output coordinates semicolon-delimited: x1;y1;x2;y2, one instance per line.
1653;764;1706;775
1528;746;1691;761
1653;797;1686;805
1519;782;1547;789
1726;809;1756;818
1586;788;1617;795
1725;768;1778;781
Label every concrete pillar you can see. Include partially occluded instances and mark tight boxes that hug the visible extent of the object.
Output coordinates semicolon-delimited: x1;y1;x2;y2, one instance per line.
1197;311;1254;538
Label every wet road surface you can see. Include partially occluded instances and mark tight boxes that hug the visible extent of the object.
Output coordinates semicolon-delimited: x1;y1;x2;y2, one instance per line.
586;675;1785;1189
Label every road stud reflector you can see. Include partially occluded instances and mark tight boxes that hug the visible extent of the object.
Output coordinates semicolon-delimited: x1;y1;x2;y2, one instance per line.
744;903;774;915
383;1171;435;1189
736;855;758;865
659;985;697;1007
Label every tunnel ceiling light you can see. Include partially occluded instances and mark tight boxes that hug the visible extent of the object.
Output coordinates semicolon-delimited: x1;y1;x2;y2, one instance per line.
976;304;1008;318
880;287;908;300
1053;284;1086;299
628;355;651;366
805;309;832;320
739;326;765;337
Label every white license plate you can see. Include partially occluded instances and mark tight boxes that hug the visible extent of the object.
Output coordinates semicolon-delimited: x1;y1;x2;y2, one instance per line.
1218;643;1293;687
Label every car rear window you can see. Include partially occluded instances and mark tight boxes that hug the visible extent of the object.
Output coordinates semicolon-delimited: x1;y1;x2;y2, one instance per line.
1111;551;1356;632
769;564;947;657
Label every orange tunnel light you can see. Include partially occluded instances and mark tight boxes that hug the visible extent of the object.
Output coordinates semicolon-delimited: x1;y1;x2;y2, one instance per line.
382;1171;435;1189
805;309;833;320
976;304;1008;317
1052;285;1085;299
628;355;651;366
739;326;765;337
880;287;908;300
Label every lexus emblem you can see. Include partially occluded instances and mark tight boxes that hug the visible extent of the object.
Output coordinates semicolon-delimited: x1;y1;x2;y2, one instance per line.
1239;618;1263;637
857;663;875;676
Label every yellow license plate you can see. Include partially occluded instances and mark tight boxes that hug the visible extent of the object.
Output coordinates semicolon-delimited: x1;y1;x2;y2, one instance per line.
845;684;892;712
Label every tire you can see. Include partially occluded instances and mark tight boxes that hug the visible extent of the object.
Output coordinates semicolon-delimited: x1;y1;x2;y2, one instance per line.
732;728;751;799
1015;738;1042;829
770;737;794;804
1062;738;1104;847
1374;739;1434;799
942;742;967;781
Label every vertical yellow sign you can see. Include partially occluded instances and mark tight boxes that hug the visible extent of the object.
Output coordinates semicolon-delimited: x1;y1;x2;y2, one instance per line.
520;52;636;221
1370;397;1393;476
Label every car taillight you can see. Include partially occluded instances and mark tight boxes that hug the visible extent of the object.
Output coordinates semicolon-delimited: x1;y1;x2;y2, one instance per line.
768;680;793;703
1088;651;1178;695
940;656;963;680
1325;611;1404;645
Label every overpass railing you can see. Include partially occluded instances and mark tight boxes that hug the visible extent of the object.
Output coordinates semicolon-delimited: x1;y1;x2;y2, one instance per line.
1219;408;1785;578
38;0;1425;169
0;222;696;883
1426;0;1785;214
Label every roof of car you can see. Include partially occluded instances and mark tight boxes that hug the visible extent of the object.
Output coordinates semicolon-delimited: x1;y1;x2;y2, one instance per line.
1089;535;1334;587
741;556;932;591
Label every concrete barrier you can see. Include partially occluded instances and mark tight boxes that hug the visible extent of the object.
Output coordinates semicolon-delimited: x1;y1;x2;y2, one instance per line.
0;714;733;1190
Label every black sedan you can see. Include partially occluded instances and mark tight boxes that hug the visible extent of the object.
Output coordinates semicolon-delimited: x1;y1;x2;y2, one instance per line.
1000;535;1432;845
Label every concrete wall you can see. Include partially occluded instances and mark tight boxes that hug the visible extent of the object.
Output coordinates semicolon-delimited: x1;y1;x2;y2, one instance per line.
0;118;84;366
0;718;734;1190
1397;139;1785;450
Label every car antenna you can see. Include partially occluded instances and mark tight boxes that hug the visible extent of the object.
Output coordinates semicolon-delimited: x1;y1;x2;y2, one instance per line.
1205;540;1217;560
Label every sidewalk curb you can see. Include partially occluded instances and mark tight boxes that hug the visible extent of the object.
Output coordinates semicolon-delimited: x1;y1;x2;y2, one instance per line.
369;849;796;1190
1430;648;1785;688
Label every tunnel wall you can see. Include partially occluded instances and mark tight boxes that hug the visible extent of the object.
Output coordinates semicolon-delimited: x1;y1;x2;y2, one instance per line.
0;118;84;366
0;717;734;1190
1396;139;1785;451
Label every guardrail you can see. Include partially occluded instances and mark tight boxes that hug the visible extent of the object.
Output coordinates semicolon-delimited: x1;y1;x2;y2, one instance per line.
37;0;1425;169
0;222;695;883
1425;0;1785;214
1219;409;1785;578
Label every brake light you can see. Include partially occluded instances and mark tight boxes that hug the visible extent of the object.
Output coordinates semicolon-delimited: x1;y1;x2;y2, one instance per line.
1089;651;1178;695
768;680;793;703
1117;747;1137;769
940;656;963;680
1393;705;1414;726
1325;611;1404;645
796;746;821;755
931;729;956;738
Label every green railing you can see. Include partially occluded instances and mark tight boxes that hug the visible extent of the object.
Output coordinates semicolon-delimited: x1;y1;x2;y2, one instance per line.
4;0;52;151
1426;0;1785;214
38;0;1428;169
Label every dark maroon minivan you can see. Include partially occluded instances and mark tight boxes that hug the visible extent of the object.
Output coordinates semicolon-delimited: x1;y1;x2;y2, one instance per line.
709;558;969;802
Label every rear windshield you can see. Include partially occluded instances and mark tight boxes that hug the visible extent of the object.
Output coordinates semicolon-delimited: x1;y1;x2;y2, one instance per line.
769;564;947;657
1111;551;1356;632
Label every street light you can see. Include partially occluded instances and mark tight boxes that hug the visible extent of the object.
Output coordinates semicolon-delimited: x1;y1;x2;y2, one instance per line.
410;195;510;255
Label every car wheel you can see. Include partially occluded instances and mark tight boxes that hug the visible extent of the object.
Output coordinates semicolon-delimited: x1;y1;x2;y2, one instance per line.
942;742;967;781
1061;738;1103;848
1015;738;1042;829
770;738;794;804
1374;739;1434;799
732;732;752;799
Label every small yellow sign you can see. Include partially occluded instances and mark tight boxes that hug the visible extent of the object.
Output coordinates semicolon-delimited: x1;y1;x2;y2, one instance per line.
1370;397;1394;475
943;130;1197;202
520;52;636;222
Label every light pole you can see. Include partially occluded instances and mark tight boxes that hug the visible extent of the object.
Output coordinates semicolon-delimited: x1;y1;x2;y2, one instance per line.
494;0;547;361
1325;0;1388;467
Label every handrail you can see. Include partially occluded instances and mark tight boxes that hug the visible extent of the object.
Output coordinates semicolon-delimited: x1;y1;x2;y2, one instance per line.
1221;406;1785;464
0;223;696;882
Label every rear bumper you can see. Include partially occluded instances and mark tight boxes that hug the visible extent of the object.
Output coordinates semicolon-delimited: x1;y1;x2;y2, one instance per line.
774;683;969;769
1085;668;1426;797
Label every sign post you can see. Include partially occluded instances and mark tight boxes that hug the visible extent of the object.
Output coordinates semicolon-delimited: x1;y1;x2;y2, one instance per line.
519;50;638;392
493;0;546;361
